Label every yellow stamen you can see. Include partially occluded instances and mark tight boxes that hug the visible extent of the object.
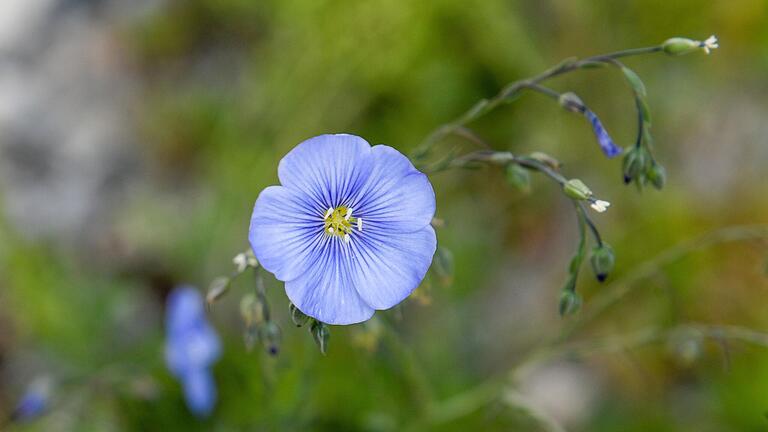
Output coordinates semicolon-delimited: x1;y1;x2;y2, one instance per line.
323;205;361;240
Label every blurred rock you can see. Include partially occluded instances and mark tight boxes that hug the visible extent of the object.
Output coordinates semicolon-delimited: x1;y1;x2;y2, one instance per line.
0;0;161;246
515;360;601;428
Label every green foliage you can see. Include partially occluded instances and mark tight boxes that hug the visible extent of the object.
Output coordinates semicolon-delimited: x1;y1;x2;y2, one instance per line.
1;0;767;431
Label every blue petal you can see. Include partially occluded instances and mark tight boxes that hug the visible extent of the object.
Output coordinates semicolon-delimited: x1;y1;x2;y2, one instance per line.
348;145;435;233
284;238;375;325
181;369;217;418
166;324;221;375
249;185;327;281
277;134;373;208
14;389;48;421
165;286;220;375
350;225;436;310
166;286;205;334
585;110;623;158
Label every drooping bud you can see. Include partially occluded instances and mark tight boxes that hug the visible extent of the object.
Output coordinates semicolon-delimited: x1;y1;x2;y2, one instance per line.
310;320;330;355
662;36;719;56
258;321;282;356
206;276;230;308
590;243;615;282
505;163;531;193
559;289;582;316
289;303;310;327
584;109;623;158
622;147;647;184
563;179;593;201
647;162;667;190
558;92;585;113
240;293;267;326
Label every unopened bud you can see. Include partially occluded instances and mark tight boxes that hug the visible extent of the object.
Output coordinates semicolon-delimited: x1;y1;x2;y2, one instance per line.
558;92;585;113
563;179;593;201
206;276;230;307
622;148;647;184
259;321;282;356
289;303;310;327
310;320;330;355
590;243;615;282
662;35;718;56
647;162;667;190
240;293;267;326
559;290;582;316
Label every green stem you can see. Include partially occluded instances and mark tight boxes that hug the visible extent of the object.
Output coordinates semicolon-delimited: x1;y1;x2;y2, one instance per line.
578;202;603;246
380;319;434;417
412;45;664;161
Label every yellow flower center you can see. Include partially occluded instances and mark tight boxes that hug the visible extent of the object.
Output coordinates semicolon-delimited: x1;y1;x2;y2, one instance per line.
323;206;362;242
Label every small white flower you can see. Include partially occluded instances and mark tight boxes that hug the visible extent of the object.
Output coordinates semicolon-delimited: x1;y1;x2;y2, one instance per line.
589;199;611;213
702;35;718;54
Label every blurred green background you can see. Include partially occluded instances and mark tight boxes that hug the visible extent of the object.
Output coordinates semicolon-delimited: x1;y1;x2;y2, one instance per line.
0;0;767;430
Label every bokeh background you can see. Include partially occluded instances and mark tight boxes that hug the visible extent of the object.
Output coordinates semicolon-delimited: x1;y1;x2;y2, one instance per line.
0;0;767;430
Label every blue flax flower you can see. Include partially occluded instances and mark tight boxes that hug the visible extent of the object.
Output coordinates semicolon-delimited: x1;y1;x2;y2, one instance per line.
165;286;221;417
249;134;437;325
585;109;622;158
13;378;51;422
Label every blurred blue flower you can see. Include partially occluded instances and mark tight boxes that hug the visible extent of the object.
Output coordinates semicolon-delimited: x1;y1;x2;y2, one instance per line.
585;109;622;158
249;134;436;325
165;286;220;418
13;377;51;422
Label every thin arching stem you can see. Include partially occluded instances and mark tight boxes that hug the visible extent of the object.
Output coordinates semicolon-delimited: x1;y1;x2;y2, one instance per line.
412;45;664;162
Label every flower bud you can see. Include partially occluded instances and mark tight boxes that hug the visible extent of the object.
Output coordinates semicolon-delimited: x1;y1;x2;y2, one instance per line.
558;92;585;113
505;163;531;193
563;179;593;201
310;320;330;355
647;162;667;190
206;276;230;307
289;303;310;327
662;37;701;55
622;148;647;184
590;243;615;282
258;321;282;356
240;293;267;326
662;36;718;56
585;109;623;158
559;290;582;316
